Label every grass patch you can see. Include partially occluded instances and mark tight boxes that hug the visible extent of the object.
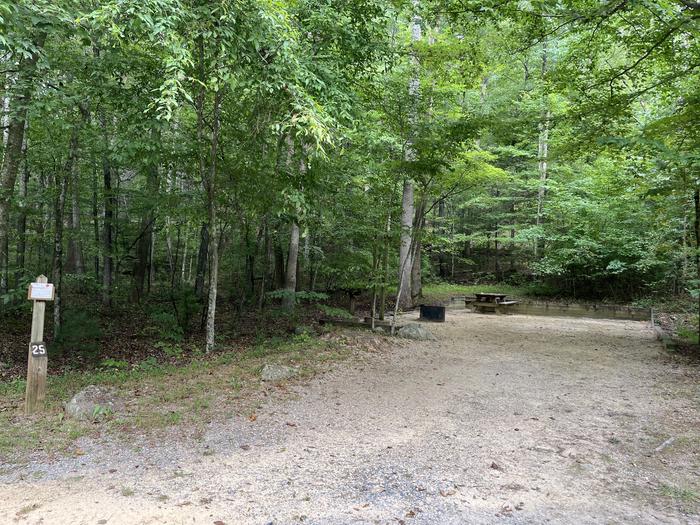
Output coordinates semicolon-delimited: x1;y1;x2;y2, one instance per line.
677;327;699;345
421;283;528;303
0;331;355;462
660;483;698;503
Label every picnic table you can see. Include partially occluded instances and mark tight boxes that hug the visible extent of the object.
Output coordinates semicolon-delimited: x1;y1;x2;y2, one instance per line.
475;292;508;303
471;292;519;314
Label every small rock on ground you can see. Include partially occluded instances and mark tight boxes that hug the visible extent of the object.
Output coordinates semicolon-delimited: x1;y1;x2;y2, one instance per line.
64;385;120;421
261;363;297;382
397;322;437;341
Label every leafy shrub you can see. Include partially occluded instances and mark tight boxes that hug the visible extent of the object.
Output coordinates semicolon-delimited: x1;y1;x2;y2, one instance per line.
267;289;329;304
172;285;200;334
317;304;353;319
146;310;184;343
54;309;102;356
0;276;32;313
138;356;161;372
154;341;184;358
523;281;560;297
64;273;100;295
99;358;129;370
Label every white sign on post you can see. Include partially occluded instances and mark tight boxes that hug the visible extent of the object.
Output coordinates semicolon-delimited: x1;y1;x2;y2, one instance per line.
28;282;54;301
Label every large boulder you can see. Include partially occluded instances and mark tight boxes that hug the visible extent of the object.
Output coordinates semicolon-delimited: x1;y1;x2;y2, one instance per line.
261;363;297;382
397;323;437;341
64;385;120;421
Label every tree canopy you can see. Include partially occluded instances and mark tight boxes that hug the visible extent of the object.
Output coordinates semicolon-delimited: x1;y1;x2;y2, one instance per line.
1;0;698;348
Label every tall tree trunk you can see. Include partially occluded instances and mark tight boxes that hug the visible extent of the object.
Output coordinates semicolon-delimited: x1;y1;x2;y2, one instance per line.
396;1;421;313
181;230;188;285
694;188;700;344
494;189;501;280
259;218;271;309
534;39;550;258
397;179;414;309
438;199;448;279
100;114;114;307
411;197;426;302
53;122;79;335
66;107;88;275
132;158;158;302
194;222;209;299
0;34;44;293
274;233;286;289
379;213;391;320
92;163;100;279
15;136;30;285
205;89;222;353
282;139;305;311
283;222;300;310
66;162;85;274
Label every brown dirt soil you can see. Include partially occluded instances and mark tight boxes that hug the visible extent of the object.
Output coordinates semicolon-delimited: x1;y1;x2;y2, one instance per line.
1;310;699;524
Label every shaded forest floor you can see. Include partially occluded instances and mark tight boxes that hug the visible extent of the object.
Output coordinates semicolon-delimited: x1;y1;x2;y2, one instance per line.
1;311;698;524
1;282;697;389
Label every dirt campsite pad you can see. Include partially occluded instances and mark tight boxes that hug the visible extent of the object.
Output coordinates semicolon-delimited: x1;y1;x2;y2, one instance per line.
1;311;699;524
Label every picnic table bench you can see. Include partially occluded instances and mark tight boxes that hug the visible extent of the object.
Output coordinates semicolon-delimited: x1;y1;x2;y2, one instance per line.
472;292;519;314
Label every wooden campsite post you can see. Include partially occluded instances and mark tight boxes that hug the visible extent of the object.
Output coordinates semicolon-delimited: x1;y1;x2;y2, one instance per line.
25;275;53;414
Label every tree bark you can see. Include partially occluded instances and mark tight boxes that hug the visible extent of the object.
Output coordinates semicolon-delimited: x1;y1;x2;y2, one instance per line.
194;222;209;299
132;158;159;302
66;106;89;275
438;199;448;279
53;121;79;335
100;114;114;307
92;163;100;279
15;136;30;285
65;162;85;274
0;34;44;293
204;89;222;353
282;139;305;310
535;39;550;258
397;179;414;309
396;0;421;312
378;213;391;320
410;197;426;302
274;233;286;289
282;222;300;309
694;188;700;343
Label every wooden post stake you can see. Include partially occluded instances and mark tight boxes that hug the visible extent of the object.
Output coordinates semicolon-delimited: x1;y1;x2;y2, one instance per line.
25;275;52;415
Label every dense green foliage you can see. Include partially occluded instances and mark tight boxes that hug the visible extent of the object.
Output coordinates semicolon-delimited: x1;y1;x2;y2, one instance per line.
1;0;698;348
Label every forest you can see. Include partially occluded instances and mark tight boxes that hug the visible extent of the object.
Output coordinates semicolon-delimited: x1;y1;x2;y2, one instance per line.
1;0;699;368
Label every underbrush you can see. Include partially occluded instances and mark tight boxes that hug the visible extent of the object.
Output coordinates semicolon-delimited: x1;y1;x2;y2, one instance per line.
0;330;358;460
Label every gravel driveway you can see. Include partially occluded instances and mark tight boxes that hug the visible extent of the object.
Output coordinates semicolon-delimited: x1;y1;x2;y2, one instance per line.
2;310;699;524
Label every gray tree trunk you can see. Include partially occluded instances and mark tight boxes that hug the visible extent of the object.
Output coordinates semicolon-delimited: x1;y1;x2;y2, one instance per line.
100;114;114;307
132;159;158;302
66;107;88;275
53;119;80;335
535;40;550;258
205;88;222;353
282;222;300;310
15;136;30;285
396;1;422;312
0;34;44;293
282;139;305;310
397;179;415;309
